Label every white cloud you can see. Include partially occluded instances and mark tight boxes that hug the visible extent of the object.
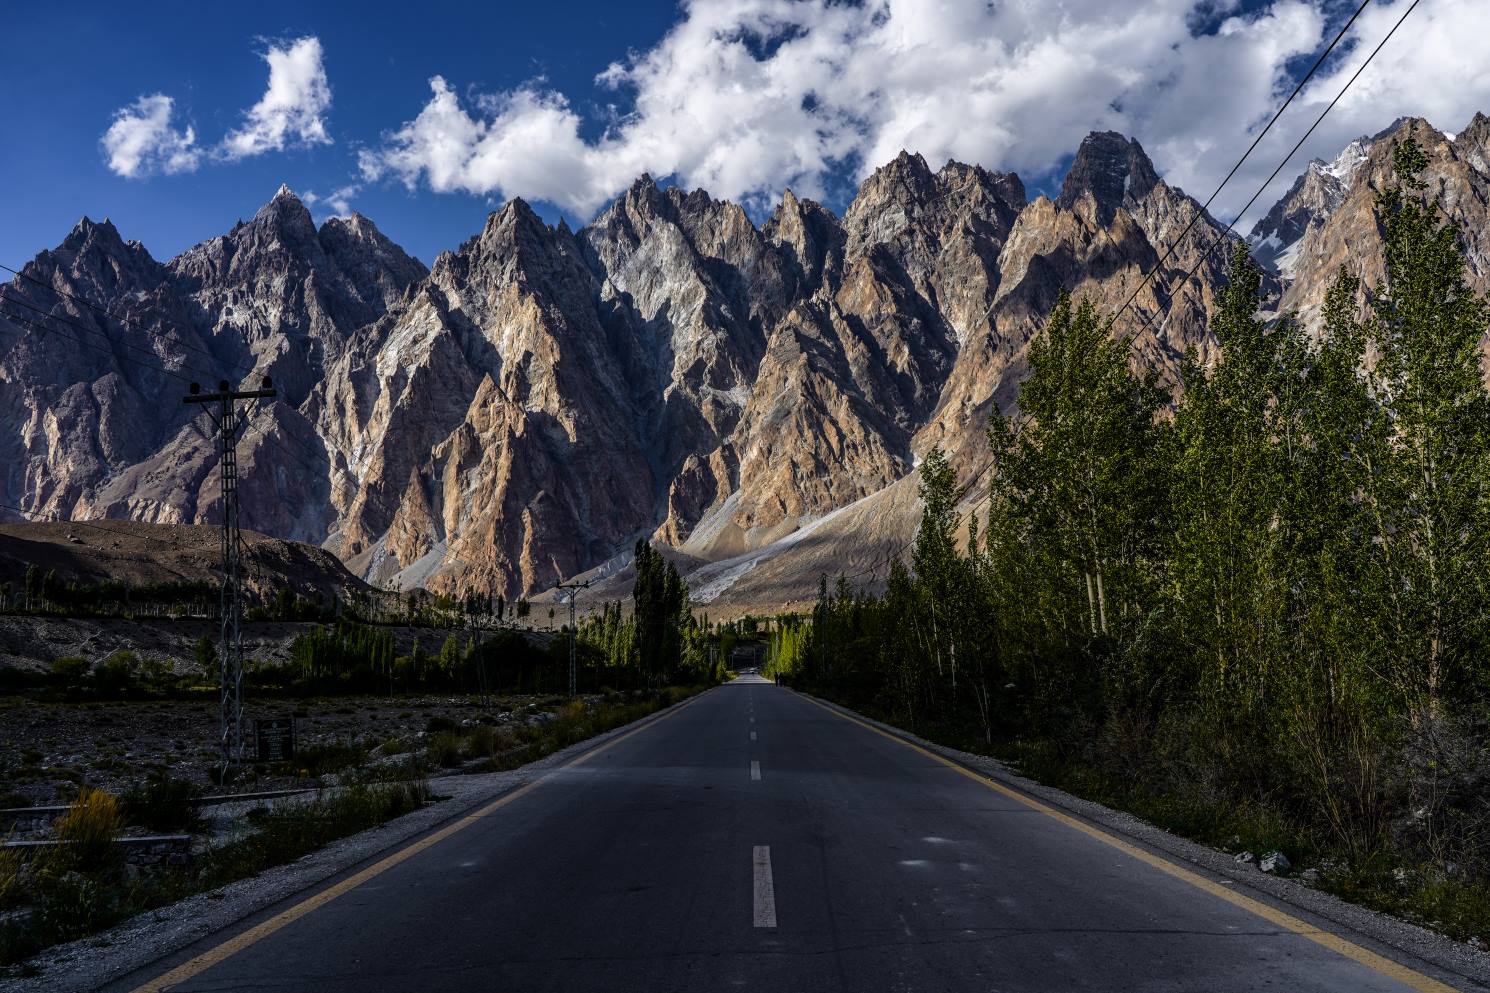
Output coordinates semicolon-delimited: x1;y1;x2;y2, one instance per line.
358;0;1490;228
219;36;333;161
101;94;201;178
304;183;361;218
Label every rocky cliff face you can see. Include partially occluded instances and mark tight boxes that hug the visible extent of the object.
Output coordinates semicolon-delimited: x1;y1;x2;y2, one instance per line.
1253;115;1490;329
0;192;426;543
4;111;1482;604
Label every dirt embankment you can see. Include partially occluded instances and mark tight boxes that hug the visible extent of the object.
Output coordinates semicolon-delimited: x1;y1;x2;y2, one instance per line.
0;521;367;604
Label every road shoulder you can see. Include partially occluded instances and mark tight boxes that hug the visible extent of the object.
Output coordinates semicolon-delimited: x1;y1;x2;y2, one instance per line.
794;688;1490;993
10;688;714;993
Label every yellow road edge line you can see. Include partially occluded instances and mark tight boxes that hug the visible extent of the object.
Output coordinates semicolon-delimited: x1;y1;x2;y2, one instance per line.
127;691;709;993
800;693;1459;993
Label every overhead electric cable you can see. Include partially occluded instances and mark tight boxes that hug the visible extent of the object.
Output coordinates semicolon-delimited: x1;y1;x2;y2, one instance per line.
1117;0;1420;344
0;307;202;384
1110;0;1375;326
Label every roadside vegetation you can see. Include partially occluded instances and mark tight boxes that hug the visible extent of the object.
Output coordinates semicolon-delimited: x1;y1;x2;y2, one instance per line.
0;781;428;972
767;134;1490;948
0;543;731;973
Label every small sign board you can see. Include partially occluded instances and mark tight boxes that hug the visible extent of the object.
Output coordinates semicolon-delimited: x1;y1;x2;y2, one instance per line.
255;717;296;762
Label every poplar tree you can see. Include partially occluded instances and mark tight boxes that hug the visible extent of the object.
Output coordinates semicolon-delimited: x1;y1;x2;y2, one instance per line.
1167;249;1293;734
986;292;1168;709
1363;134;1490;714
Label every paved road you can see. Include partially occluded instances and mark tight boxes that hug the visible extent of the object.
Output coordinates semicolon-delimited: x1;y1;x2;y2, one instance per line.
112;675;1466;992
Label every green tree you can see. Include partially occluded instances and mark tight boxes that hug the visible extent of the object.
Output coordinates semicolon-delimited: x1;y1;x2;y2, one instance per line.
1361;133;1490;714
1166;249;1295;737
986;291;1169;719
194;635;219;685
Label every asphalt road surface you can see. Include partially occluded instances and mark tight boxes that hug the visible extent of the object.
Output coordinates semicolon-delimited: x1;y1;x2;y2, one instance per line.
111;674;1465;992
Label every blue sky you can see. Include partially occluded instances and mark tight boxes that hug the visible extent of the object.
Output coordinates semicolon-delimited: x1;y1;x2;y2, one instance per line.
2;1;1484;271
1;1;679;267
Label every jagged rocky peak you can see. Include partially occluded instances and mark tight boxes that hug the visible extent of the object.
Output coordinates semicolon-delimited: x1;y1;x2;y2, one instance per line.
611;172;671;224
1057;131;1160;222
1273;112;1490;327
868;149;938;197
841;150;936;243
61;215;125;252
1453;111;1490;174
764;187;843;285
938;161;1027;212
249;182;320;245
1247;135;1374;276
29;216;165;303
843;149;1026;261
455;197;575;285
317;213;428;314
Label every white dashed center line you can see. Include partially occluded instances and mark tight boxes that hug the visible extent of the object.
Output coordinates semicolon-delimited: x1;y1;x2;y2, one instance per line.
750;760;761;781
750;731;757;741
753;846;777;928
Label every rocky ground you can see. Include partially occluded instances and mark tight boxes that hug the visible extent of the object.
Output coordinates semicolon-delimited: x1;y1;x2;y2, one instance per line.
0;693;565;809
0;613;553;673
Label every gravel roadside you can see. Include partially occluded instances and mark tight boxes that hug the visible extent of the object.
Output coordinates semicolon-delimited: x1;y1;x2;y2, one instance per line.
797;689;1490;993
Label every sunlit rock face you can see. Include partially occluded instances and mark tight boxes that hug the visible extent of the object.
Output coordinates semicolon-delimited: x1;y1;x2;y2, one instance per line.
6;112;1484;599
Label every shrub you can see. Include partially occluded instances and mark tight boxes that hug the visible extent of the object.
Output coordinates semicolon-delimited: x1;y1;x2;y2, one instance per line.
427;732;464;768
0;847;21;911
49;656;90;683
424;716;458;734
33;869;114;941
93;652;139;697
202;781;429;889
274;742;364;780
53;788;123;872
121;775;203;832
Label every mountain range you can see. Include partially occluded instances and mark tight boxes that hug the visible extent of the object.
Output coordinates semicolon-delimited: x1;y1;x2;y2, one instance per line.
3;112;1487;612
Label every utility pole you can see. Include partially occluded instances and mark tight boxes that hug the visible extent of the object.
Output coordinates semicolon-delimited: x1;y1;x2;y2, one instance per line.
185;377;276;781
555;579;591;697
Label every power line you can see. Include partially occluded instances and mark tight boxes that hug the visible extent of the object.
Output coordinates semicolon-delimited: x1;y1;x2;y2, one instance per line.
0;290;227;383
4;299;364;544
1119;0;1420;343
842;0;1418;595
0;307;201;384
1110;0;1375;328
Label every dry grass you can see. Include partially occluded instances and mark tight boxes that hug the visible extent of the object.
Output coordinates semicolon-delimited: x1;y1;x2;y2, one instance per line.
52;788;123;871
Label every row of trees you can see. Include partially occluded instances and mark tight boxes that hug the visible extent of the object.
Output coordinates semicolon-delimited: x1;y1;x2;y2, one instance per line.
575;540;731;686
279;540;738;695
279;621;558;695
771;136;1490;869
2;567;219;619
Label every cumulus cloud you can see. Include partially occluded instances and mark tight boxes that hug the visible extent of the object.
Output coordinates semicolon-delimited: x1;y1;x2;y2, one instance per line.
357;0;1490;228
219;36;333;160
304;183;361;218
101;94;201;178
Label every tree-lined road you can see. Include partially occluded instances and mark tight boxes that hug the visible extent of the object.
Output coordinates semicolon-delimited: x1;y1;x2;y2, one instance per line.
111;676;1466;992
